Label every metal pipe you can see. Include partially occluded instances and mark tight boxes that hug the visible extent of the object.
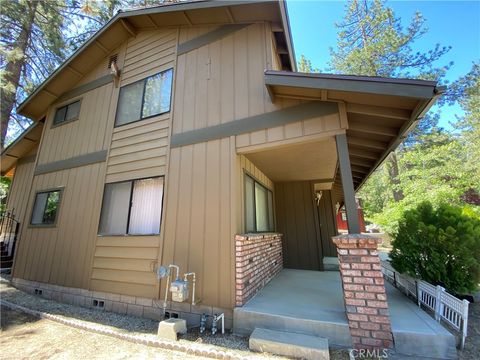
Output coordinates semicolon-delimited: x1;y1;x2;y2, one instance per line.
212;313;225;335
163;264;181;315
183;272;196;305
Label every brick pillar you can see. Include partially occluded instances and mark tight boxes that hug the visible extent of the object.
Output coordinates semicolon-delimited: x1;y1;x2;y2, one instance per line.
332;234;394;350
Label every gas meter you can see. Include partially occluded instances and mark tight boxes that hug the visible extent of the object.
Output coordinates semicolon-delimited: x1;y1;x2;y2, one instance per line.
170;278;189;302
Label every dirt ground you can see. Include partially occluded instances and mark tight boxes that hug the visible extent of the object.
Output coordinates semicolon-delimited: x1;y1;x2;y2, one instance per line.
459;301;480;360
0;306;207;360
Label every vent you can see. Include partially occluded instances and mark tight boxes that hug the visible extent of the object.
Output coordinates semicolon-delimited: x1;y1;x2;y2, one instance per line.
92;299;105;308
108;54;118;69
34;288;43;296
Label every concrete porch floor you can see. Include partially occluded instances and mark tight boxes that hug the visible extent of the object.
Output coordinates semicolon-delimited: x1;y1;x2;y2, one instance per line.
234;269;457;359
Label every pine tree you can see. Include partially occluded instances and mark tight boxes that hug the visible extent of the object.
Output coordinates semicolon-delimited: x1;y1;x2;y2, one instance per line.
329;0;452;202
298;54;318;73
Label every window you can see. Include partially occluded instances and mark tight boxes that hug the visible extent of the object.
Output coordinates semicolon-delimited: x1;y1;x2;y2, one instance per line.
53;100;81;126
115;69;173;126
98;177;164;235
31;189;62;225
245;174;274;232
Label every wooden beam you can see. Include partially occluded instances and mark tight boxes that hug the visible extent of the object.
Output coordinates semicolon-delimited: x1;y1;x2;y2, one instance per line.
225;7;235;23
346;103;411;120
146;14;159;28
347;136;387;151
349;120;398;137
335;133;360;234
350;157;374;168
349;147;380;161
42;89;58;98
95;40;109;54
351;165;369;174
66;65;83;78
120;19;136;37
182;11;193;25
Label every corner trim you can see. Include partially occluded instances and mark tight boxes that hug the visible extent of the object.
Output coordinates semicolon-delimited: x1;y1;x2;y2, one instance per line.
56;74;115;103
35;150;107;175
171;101;339;148
177;24;250;55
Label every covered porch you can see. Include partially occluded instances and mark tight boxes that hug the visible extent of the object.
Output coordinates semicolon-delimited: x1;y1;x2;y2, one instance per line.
234;269;457;358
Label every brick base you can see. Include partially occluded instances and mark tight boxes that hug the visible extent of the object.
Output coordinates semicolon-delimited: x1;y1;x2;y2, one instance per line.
235;233;283;306
332;234;394;350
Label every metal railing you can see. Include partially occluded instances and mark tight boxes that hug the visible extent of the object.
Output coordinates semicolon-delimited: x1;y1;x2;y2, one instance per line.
0;209;20;270
381;261;470;349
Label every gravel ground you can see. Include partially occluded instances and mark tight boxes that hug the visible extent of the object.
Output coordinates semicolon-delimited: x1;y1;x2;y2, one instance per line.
0;278;287;359
0;305;205;360
459;301;480;360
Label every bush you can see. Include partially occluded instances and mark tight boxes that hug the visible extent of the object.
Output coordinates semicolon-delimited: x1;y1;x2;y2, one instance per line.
390;201;480;294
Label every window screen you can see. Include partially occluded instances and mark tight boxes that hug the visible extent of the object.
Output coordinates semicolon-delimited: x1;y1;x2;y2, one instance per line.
31;190;61;225
53;101;81;126
98;177;164;235
115;69;173;126
244;174;274;232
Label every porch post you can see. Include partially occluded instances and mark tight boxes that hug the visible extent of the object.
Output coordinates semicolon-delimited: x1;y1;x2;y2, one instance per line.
335;133;360;234
332;234;394;351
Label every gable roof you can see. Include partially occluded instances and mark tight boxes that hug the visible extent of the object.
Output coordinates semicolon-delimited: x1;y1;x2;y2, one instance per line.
16;0;295;121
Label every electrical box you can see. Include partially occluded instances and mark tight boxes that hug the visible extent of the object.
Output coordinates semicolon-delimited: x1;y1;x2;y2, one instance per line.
170;279;189;302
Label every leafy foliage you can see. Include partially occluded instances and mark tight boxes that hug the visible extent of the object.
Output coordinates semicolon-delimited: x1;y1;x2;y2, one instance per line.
0;176;11;215
297;54;318;73
390;202;480;294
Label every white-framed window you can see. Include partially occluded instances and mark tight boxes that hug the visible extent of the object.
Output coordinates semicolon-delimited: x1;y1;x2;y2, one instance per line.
98;177;164;235
115;69;173;127
31;189;63;225
245;174;274;232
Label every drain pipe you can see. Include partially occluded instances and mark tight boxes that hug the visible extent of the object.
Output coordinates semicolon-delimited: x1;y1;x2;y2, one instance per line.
163;264;180;313
184;272;197;305
212;313;225;335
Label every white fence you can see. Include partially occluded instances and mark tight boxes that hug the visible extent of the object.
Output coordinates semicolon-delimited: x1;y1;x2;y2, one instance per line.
381;261;470;349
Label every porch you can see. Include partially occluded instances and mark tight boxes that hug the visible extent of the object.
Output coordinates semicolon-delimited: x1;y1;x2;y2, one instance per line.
234;269;457;359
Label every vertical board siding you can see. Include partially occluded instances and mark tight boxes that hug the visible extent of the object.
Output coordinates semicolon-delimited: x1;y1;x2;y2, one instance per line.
173;23;296;136
12;163;106;289
275;183;338;270
161;139;234;308
6;157;36;226
235;112;343;150
37;83;114;165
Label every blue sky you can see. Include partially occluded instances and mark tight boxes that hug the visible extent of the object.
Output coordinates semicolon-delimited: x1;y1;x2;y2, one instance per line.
286;0;480;130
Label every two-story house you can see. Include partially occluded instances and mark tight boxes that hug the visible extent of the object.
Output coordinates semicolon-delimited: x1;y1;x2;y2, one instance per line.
1;0;445;352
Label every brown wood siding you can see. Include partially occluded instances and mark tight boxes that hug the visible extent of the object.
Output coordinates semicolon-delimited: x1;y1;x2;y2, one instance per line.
6;156;36;225
90;28;178;297
161;138;235;309
12;163;106;289
172;23;296;135
37;83;114;165
274;182;338;270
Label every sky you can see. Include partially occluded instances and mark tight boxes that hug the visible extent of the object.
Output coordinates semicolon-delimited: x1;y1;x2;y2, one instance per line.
286;0;480;130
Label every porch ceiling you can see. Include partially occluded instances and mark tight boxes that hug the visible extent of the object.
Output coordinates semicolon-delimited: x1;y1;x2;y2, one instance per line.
264;70;443;201
245;137;337;182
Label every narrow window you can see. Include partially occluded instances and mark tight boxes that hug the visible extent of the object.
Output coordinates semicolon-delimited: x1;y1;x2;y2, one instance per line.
98;177;164;235
53;100;81;126
31;190;62;225
115;69;173;127
244;174;274;232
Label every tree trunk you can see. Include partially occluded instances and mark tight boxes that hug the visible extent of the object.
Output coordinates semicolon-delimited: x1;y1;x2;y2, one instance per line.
387;151;404;202
1;2;37;150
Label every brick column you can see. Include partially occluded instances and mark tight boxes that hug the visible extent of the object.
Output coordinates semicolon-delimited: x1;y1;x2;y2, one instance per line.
332;234;394;350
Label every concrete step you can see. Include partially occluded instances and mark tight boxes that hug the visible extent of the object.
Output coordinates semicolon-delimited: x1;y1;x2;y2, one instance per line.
249;328;329;360
234;307;352;347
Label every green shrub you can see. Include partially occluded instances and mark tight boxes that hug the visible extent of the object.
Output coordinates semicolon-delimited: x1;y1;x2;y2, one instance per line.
390;201;480;294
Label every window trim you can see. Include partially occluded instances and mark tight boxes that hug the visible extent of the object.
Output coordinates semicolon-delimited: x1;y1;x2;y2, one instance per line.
51;99;82;128
97;176;165;236
244;172;275;233
114;68;174;128
29;187;64;228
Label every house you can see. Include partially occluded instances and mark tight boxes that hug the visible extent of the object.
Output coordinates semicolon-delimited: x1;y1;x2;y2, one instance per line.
336;198;366;233
1;0;448;354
